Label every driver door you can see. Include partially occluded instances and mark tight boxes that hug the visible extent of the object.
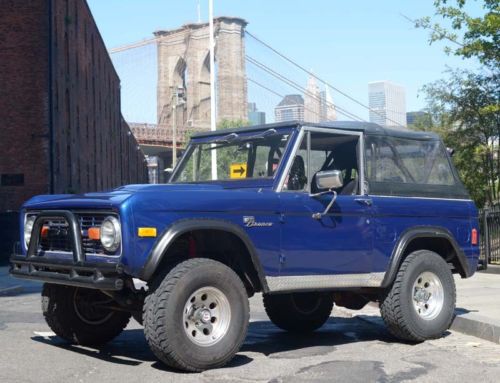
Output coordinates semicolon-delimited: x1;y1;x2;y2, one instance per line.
278;128;374;283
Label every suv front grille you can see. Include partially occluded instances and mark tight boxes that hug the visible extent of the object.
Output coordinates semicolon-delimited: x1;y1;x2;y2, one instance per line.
29;213;119;256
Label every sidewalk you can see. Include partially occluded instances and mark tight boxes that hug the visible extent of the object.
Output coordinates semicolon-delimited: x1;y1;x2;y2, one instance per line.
0;266;41;296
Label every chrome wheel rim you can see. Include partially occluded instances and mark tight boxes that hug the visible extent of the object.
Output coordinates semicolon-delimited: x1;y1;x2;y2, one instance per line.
182;286;231;347
412;271;444;320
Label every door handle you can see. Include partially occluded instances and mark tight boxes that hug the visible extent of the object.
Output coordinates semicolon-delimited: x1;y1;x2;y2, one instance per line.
354;197;372;206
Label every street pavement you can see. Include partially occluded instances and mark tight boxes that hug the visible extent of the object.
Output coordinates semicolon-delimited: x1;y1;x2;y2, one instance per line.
2;278;500;382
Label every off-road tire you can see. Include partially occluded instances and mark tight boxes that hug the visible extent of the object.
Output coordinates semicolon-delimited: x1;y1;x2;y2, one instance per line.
143;258;250;372
41;283;131;346
263;292;334;332
380;250;456;342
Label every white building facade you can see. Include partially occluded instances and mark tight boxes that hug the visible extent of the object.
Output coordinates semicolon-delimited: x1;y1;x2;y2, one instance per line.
274;94;305;122
368;81;406;128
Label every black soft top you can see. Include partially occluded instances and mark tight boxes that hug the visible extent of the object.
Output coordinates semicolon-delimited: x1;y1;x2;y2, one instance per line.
192;121;440;141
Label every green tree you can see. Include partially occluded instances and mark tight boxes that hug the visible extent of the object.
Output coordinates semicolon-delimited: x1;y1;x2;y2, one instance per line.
414;0;499;70
411;0;499;207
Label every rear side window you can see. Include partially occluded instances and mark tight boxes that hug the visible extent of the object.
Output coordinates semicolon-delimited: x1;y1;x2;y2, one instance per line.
365;136;468;199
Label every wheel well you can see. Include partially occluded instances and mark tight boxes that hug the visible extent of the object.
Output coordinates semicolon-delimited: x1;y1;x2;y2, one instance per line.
402;236;466;277
152;229;263;296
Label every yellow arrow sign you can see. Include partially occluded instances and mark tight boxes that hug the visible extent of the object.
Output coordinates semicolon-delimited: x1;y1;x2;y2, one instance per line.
230;163;247;179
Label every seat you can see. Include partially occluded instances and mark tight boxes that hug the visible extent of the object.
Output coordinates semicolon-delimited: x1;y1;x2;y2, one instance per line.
287;155;307;191
340;177;358;195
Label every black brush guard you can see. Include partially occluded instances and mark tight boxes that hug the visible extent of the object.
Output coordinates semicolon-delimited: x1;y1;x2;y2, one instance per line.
10;210;124;290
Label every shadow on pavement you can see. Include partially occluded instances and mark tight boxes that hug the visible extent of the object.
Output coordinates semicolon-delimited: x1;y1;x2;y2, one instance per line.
455;307;478;315
242;317;397;357
30;316;401;372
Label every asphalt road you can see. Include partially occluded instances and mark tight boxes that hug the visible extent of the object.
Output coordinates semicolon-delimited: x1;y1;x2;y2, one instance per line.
1;290;500;383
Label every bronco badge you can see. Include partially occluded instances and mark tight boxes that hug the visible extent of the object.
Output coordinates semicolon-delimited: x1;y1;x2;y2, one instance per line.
243;216;273;227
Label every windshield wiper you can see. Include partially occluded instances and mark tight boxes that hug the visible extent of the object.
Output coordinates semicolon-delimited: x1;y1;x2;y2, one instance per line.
214;132;239;144
247;128;277;141
210;128;279;147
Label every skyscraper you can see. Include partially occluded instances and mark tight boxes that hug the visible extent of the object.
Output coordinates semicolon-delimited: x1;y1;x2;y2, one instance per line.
368;81;406;128
319;87;337;122
274;94;304;122
304;75;321;123
248;102;266;125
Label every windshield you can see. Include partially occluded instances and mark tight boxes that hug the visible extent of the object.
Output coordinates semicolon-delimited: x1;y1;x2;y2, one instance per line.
171;128;293;183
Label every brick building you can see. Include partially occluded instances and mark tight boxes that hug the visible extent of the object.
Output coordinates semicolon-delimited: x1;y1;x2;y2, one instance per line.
0;0;148;214
0;0;148;259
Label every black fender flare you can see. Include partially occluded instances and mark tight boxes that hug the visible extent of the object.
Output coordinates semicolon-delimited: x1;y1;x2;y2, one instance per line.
380;226;472;288
139;218;269;292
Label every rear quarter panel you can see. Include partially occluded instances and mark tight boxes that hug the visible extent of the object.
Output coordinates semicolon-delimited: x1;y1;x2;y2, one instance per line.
371;196;480;276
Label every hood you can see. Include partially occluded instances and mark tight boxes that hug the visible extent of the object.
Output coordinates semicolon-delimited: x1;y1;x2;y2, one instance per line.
23;181;272;211
23;189;136;210
116;183;226;193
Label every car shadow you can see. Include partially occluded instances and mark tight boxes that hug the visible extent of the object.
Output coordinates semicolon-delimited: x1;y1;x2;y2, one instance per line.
31;316;401;373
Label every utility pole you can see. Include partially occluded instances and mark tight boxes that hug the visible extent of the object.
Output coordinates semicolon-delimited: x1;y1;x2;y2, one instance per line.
171;86;185;168
172;92;177;168
209;0;217;180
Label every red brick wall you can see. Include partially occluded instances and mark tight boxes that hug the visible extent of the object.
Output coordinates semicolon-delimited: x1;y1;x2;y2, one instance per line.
50;0;147;193
0;0;51;211
0;0;148;212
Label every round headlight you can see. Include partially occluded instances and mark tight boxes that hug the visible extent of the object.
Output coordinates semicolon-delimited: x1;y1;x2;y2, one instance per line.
24;215;36;248
100;216;121;252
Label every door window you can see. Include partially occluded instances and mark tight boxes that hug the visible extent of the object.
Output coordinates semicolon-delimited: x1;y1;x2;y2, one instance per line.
283;131;361;195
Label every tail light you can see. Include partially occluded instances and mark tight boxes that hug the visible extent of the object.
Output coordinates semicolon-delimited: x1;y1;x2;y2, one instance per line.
471;228;478;246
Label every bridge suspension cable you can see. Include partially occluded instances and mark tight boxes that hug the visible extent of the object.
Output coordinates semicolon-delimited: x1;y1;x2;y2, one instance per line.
246;55;366;122
109;37;157;54
245;30;406;128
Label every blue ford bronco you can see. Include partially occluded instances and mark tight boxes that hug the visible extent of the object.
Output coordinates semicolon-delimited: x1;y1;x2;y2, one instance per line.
10;121;480;371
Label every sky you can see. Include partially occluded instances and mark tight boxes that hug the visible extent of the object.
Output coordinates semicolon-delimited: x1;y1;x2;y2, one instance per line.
87;0;484;124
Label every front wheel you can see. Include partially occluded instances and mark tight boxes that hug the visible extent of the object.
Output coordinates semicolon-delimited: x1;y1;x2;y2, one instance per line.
41;284;131;346
380;250;456;342
143;258;249;372
263;292;334;332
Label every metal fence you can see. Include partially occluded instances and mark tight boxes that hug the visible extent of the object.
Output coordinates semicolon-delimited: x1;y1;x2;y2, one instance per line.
479;206;500;268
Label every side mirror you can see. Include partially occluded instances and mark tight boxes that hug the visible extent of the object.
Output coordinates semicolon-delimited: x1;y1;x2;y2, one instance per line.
315;170;343;190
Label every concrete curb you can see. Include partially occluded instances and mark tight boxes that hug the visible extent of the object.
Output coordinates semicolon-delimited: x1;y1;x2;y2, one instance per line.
451;313;500;344
0;285;24;296
478;265;500;275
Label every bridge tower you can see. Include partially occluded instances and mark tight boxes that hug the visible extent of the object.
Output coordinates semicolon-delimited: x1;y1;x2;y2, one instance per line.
154;17;248;135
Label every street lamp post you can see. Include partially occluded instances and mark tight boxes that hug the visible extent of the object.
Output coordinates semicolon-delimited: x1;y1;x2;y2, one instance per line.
209;0;217;180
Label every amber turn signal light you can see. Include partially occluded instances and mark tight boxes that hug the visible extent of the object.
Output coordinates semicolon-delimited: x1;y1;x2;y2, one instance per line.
41;226;49;238
138;227;157;237
88;227;101;240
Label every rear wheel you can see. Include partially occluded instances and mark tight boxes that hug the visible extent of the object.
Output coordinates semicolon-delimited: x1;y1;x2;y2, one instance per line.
380;250;456;342
41;284;131;346
263;292;334;332
143;258;249;372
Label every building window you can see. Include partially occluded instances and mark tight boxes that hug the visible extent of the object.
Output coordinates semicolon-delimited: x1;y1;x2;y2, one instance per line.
1;174;24;186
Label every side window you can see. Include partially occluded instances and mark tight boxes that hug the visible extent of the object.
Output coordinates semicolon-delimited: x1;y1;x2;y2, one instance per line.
365;138;408;183
283;131;360;195
365;136;458;196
